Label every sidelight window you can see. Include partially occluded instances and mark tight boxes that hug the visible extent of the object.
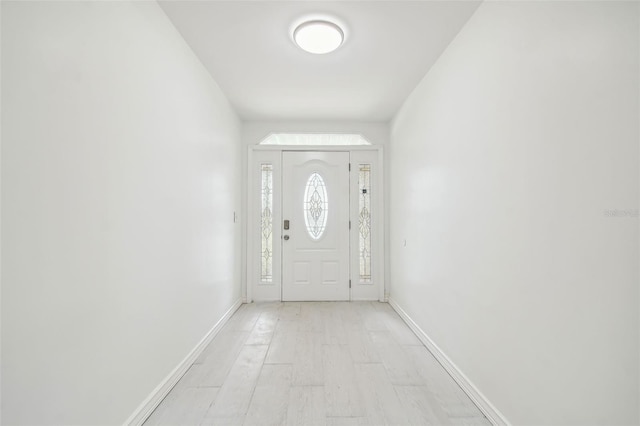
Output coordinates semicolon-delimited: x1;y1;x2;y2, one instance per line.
261;164;273;282
358;164;372;282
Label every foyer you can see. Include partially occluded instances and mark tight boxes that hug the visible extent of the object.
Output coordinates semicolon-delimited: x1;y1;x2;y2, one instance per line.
2;1;638;425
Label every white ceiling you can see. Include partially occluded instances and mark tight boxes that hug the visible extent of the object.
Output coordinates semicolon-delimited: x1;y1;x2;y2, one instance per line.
159;1;481;122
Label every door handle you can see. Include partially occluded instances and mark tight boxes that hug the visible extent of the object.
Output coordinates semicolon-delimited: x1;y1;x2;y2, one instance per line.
283;235;290;241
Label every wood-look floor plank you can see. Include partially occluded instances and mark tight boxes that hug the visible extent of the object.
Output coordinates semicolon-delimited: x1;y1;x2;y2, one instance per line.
279;302;302;321
346;328;380;364
394;385;451;425
143;389;181;426
405;345;485;419
337;302;364;332
382;312;423;345
322;305;350;344
244;364;292;425
257;301;285;313
324;417;371;425
246;310;278;345
195;330;250;387
292;331;324;385
275;318;300;333
203;344;268;420
196;329;249;364
172;363;207;390
372;301;394;312
355;363;409;425
286;386;325;426
353;302;389;332
450;416;493;425
200;416;245;426
323;344;365;417
157;387;218;426
265;329;299;364
369;331;425;385
225;303;262;332
299;302;325;332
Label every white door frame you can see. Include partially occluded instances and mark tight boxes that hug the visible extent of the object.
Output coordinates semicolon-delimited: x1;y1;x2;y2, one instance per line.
246;145;385;302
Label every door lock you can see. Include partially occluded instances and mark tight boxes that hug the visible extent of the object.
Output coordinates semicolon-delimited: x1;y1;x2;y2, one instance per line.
284;219;290;230
283;235;290;241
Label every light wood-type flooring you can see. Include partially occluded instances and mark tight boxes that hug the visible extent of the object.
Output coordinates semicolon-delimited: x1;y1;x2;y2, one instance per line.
144;302;490;426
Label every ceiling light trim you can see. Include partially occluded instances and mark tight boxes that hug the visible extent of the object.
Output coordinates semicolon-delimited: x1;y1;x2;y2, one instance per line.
293;19;345;54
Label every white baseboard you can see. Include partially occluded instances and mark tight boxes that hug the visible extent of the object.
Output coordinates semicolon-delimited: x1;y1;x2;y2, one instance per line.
124;299;243;426
387;298;510;426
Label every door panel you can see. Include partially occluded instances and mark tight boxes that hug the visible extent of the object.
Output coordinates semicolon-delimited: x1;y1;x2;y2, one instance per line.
282;151;350;301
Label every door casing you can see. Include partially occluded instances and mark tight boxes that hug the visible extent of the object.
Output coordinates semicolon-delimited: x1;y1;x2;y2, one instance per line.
247;145;384;302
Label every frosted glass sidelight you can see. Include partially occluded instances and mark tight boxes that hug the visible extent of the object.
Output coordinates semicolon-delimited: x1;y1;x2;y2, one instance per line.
304;173;328;240
359;164;371;282
261;164;273;282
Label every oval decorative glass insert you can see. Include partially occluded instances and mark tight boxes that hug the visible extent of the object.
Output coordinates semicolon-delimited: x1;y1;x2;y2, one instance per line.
304;172;328;240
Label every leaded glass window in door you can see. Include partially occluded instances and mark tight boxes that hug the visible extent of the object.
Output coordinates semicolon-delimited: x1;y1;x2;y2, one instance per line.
304;172;328;240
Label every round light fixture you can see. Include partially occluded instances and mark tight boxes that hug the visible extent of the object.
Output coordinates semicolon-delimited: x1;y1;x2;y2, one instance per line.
293;20;344;54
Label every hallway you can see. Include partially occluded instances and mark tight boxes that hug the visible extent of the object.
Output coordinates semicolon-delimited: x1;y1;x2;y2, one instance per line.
144;302;489;426
3;1;638;424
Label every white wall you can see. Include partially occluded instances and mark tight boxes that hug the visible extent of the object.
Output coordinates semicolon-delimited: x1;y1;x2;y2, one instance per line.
1;1;241;424
390;2;639;425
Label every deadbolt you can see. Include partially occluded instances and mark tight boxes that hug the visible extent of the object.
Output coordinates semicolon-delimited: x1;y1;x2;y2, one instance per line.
283;235;290;241
284;219;290;230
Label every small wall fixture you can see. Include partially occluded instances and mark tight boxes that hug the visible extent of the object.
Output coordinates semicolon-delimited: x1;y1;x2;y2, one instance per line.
293;20;344;54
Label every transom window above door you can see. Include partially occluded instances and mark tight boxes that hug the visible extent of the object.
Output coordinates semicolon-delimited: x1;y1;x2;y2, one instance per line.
259;133;371;146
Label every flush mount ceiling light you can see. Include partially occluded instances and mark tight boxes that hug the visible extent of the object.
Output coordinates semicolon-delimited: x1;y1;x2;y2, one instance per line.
293;20;344;54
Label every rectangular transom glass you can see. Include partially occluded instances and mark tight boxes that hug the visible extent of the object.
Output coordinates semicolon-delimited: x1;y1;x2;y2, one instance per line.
358;164;371;283
261;164;273;282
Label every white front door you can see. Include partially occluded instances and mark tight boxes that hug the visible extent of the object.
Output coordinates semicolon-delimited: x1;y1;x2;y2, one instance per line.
282;151;350;301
